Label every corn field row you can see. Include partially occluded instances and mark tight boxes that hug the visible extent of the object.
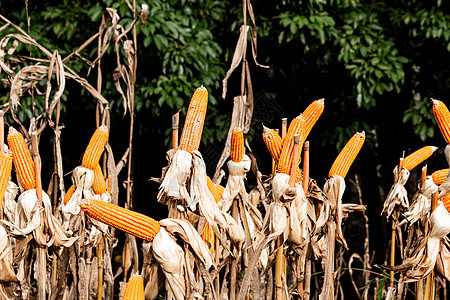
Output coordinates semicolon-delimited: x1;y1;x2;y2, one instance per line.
0;3;449;300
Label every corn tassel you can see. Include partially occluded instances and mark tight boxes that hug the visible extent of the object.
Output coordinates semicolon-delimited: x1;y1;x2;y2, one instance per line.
230;128;244;163
81;125;109;170
64;185;75;205
122;274;145;300
432;99;450;144
403;146;438;171
80;198;160;242
432;169;449;186
179;86;208;153
0;151;13;207
329;131;365;178
278;115;304;175
92;164;107;195
7;127;36;190
207;176;225;203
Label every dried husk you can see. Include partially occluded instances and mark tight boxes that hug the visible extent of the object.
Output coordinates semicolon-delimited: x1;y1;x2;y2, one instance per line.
152;227;186;300
382;166;410;219
323;175;347;249
4;189;77;247
157;149;192;207
218;154;251;212
2;181;19;222
400;176;437;226
0;225;18;282
63;166;95;216
435;236;450;281
391;202;450;282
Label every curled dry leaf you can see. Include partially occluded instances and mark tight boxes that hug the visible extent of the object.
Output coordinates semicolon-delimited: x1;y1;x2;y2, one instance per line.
0;225;18;282
400;176;437;226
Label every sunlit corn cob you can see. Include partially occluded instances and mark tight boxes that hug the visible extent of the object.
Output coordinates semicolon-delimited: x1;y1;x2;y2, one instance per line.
207;176;225;203
432;99;450;144
263;126;302;181
7;127;36;190
122;274;145;300
432;169;449;186
64;185;75;205
300;98;325;144
92;164;107;194
81;125;109;170
278;115;304;175
201;222;215;255
329;131;365;178
80;198;160;242
179;86;208;153
442;193;450;213
230;128;245;163
403;146;438;171
0;151;13;207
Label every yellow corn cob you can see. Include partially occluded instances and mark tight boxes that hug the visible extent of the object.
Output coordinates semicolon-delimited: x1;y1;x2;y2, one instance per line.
7;127;36;190
278;115;304;175
64;185;75;205
122;274;145;300
92;164;107;195
432;169;449;186
179;86;208;153
80;198;160;242
262;125;283;161
207;176;225;203
432;99;450;144
403;146;438;171
201;222;215;256
263;126;302;182
300;98;325;144
0;151;13;207
442;193;450;213
329;131;365;178
230;128;245;163
81;125;109;170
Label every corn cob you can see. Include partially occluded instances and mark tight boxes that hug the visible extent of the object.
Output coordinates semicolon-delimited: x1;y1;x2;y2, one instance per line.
432;99;450;144
201;222;215;255
278;115;304;175
230;128;245;163
179;86;208;153
122;274;145;300
403;146;438;171
81;125;109;170
7;127;36;190
92;164;107;195
442;192;450;213
262;125;283;161
64;185;75;205
300;98;325;144
0;151;13;207
263;125;302;182
329;131;365;178
432;169;449;186
80;198;160;242
207;176;225;203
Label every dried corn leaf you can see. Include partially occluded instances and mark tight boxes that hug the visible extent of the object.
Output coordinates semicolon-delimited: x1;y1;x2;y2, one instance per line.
323;175;347;249
0;225;18;282
382;166;410;219
399;176;437;226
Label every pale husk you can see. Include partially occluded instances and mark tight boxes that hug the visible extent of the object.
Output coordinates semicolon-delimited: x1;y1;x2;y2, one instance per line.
323;175;347;248
158;149;193;207
218;154;251;212
2;181;19;222
393;202;450;282
159;218;215;270
63;166;95;216
399;176;437;226
382;166;410;218
152;227;186;300
4;189;77;247
0;225;18;282
435;236;450;281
